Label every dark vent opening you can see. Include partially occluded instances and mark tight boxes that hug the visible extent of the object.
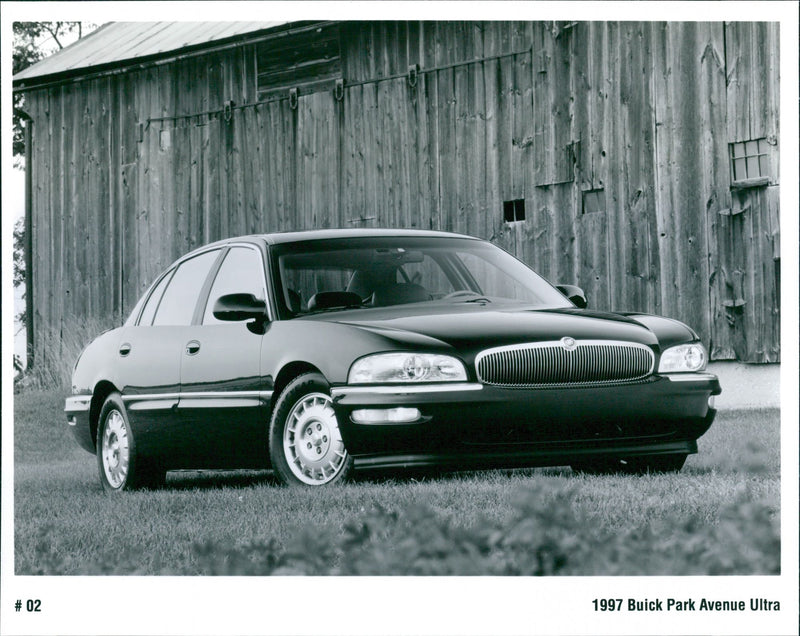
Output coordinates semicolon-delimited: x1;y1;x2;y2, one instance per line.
503;199;525;223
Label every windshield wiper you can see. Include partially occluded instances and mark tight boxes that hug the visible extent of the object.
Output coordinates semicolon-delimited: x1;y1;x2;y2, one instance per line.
303;304;365;316
439;291;492;304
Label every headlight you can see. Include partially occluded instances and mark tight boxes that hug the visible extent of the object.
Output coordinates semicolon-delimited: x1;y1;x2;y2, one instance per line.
658;343;707;373
349;352;468;384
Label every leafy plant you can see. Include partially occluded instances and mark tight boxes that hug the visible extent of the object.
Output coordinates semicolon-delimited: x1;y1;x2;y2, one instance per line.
22;482;777;576
13;23;97;157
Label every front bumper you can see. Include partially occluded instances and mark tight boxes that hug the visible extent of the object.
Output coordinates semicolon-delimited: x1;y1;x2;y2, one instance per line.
65;395;95;453
331;373;721;466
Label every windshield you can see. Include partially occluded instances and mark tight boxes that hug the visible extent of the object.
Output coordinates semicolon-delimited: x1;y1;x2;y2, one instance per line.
270;236;572;318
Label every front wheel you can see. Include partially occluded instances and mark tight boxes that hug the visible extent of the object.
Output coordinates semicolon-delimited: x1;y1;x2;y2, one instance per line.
96;393;165;492
268;373;353;486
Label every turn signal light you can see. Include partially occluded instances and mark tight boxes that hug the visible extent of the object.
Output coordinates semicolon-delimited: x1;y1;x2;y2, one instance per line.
351;407;421;424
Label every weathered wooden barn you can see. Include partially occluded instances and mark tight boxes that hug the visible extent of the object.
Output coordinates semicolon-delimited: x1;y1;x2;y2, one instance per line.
13;20;780;368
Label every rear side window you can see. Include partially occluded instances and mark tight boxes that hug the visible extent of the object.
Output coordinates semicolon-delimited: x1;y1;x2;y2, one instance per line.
138;270;174;326
203;247;266;324
152;250;220;326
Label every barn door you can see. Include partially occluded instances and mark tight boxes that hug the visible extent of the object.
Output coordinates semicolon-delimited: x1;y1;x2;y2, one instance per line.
707;22;780;362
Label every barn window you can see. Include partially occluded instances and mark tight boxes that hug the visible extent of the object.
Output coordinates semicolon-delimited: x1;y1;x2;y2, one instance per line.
582;189;606;215
729;138;771;188
256;24;342;100
503;199;526;223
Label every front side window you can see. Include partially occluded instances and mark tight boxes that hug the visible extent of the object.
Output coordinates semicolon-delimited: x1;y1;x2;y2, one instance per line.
152;250;220;326
203;247;266;325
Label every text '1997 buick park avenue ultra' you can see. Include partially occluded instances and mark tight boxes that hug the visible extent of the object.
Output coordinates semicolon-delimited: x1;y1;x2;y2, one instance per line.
65;229;721;490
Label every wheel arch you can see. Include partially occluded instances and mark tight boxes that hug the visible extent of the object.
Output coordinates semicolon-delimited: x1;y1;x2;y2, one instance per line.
271;362;325;408
90;380;120;449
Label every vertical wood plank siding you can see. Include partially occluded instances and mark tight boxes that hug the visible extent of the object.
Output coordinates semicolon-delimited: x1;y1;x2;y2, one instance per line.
25;21;779;366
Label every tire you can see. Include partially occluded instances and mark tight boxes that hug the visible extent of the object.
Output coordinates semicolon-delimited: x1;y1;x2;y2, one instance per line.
96;392;165;492
571;454;687;475
269;373;353;486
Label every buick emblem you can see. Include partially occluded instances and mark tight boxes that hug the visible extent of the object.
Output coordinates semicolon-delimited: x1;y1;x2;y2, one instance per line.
561;337;577;351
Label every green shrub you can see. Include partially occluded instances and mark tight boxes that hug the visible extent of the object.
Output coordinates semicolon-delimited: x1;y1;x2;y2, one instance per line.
15;397;780;577
28;481;776;576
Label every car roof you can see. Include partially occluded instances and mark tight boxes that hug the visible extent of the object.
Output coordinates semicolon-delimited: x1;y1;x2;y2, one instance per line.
205;228;480;248
264;228;478;244
174;229;482;266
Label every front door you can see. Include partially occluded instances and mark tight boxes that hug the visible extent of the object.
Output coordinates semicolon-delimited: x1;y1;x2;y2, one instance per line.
177;245;270;467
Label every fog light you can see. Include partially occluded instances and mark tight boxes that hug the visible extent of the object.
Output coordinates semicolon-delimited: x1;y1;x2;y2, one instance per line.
708;395;716;409
351;407;421;424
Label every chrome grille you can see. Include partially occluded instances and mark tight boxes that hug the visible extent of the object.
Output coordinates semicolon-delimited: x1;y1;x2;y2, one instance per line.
475;340;654;387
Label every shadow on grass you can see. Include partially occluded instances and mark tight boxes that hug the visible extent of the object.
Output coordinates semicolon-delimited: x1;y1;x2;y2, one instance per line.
164;469;280;490
159;465;556;490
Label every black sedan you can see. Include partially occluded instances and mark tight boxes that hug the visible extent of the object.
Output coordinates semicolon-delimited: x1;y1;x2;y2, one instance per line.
65;229;721;490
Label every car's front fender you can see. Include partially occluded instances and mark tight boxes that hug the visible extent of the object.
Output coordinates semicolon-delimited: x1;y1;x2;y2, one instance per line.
260;320;458;390
621;313;699;351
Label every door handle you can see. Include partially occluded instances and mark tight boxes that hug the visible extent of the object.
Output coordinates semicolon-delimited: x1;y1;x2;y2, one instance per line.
186;340;201;355
119;343;131;357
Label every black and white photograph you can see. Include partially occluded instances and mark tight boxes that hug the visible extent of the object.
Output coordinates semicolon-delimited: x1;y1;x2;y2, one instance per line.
2;2;798;635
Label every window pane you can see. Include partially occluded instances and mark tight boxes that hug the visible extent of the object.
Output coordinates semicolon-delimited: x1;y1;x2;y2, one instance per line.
734;158;747;180
759;155;770;177
203;247;266;324
153;250;219;326
746;155;760;177
138;270;174;326
745;139;759;156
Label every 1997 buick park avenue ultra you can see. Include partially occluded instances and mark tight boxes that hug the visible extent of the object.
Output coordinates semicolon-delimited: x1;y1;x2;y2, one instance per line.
64;229;721;490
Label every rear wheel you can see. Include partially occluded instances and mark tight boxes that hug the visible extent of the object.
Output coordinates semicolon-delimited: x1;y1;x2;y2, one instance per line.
96;393;165;492
269;373;352;486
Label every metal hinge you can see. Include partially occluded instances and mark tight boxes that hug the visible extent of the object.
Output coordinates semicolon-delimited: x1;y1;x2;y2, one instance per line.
718;202;751;217
408;64;419;88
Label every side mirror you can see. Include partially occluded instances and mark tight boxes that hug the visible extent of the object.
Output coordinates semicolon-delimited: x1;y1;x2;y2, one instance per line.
556;284;588;309
212;293;267;322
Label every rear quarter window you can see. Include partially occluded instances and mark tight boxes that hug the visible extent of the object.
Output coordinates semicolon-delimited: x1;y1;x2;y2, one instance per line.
152;250;220;326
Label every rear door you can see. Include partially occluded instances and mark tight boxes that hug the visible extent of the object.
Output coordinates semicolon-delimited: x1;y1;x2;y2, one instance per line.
116;249;222;462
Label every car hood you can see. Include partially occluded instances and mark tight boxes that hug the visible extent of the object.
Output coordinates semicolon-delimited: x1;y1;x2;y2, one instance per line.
307;302;665;354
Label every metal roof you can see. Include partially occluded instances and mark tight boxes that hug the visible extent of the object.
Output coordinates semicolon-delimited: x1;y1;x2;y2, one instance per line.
14;21;290;86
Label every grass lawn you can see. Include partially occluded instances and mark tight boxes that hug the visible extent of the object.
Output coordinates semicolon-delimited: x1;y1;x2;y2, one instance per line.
13;388;780;575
